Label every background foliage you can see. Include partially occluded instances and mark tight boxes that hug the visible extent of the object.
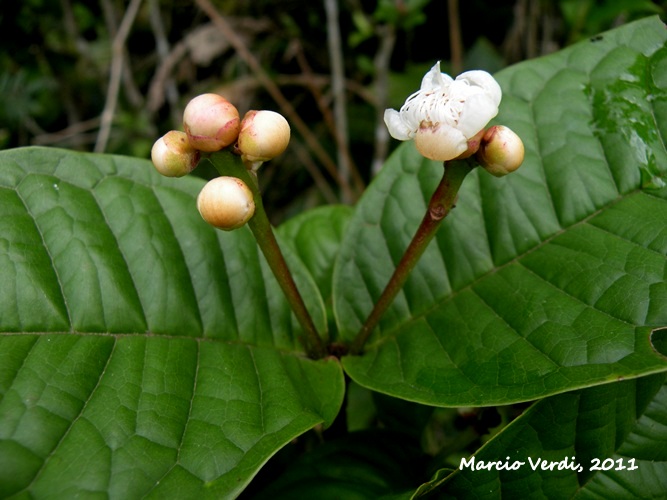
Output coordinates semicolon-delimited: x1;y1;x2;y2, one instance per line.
1;2;667;499
2;0;666;218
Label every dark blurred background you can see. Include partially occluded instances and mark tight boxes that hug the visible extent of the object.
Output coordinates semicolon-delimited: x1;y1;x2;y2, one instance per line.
1;0;664;220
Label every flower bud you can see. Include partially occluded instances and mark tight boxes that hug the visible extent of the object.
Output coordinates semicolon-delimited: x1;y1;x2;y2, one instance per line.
151;130;200;177
197;176;255;230
476;125;525;177
183;93;240;152
237;110;290;163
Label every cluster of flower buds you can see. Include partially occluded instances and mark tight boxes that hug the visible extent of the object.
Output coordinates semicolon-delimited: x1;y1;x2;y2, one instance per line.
150;93;291;230
384;61;524;176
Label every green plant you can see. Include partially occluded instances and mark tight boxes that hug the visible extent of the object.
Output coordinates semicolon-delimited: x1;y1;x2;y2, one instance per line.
1;16;666;499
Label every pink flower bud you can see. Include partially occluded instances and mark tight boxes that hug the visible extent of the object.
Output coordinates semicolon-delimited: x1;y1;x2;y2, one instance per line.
183;94;240;152
237;110;291;163
476;125;525;177
197;176;255;230
151;130;200;177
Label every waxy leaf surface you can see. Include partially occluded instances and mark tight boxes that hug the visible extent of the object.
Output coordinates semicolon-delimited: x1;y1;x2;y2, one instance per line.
423;374;667;499
334;17;667;406
0;147;345;498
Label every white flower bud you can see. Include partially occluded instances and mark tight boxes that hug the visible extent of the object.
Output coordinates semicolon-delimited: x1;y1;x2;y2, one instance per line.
151;130;200;177
197;176;255;230
476;125;525;177
237;110;291;163
183;93;240;152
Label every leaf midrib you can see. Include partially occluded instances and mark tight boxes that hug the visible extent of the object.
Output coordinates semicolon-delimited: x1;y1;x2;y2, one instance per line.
364;187;663;351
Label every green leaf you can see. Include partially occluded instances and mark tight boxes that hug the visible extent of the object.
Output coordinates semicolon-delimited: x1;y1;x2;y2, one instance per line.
0;147;345;498
334;16;667;406
278;205;353;349
419;374;667;498
278;205;354;305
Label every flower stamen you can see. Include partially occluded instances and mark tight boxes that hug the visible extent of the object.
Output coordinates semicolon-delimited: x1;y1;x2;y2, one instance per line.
384;61;502;161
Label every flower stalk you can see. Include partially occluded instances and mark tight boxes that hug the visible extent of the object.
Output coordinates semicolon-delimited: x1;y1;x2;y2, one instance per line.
208;150;327;359
349;159;474;355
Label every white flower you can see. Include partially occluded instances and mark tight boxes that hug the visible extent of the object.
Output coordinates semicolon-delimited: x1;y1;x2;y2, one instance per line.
384;62;502;161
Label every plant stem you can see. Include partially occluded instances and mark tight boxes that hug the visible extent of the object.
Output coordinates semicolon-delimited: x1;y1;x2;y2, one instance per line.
349;160;474;355
208;151;327;359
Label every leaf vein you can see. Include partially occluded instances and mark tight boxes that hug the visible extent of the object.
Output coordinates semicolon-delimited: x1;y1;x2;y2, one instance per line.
14;179;72;330
19;336;118;493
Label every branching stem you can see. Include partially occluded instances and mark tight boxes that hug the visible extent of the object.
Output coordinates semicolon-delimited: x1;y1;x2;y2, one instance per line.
349;160;474;355
209;151;327;359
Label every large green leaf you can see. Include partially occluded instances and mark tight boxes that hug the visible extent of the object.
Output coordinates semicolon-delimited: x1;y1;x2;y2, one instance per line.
278;205;354;347
420;374;667;498
244;374;667;499
334;16;667;406
0;147;345;498
278;205;354;305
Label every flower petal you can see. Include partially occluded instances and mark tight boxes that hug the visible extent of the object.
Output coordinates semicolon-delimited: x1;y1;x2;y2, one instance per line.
414;122;468;161
420;61;453;91
384;108;413;141
457;93;499;138
456;70;502;106
384;63;503;161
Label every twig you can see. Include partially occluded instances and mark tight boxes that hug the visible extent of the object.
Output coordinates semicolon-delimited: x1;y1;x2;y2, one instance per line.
148;0;181;126
291;139;340;205
95;0;143;152
288;43;348;194
207;72;378;108
370;23;396;176
448;0;463;75
100;0;144;109
147;42;188;116
32;117;101;146
324;0;353;203
60;0;90;56
194;0;362;202
292;41;363;188
293;44;337;136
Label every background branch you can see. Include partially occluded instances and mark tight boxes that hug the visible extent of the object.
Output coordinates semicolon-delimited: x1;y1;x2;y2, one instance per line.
95;0;143;153
324;0;353;203
148;0;181;127
370;23;396;176
448;0;463;75
195;0;364;202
